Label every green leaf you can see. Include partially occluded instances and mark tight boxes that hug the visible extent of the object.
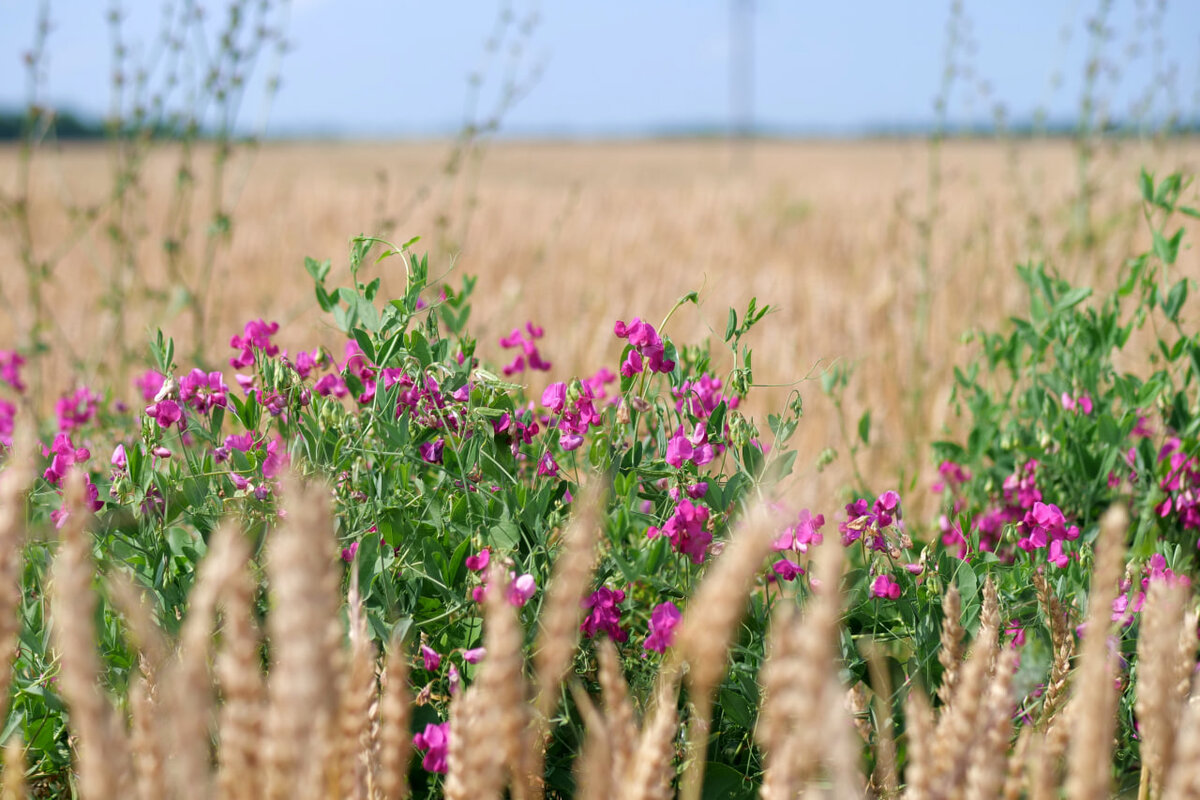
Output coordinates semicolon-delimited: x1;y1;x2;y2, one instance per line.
1139;169;1154;204
857;411;871;445
1153;229;1181;266
352;329;377;366
1053;286;1092;313
724;308;737;342
1164;279;1188;321
701;762;753;800
304;256;331;283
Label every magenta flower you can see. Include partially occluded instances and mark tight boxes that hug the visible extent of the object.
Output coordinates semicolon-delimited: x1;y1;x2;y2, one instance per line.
465;548;490;572
42;433;91;486
536;451;559;478
871;574;902;600
229;319;280;369
541;382;567;413
56;386;102;432
413;722;450;774
499;321;552;376
0;399;15;447
420;644;442;671
0;351;26;393
508;573;537;607
179;369;229;413
580;586;628;642
462;647;486;664
145;399;183;429
314;373;349;398
773;509;825;552
419;438;445;464
50;477;103;528
644;601;682;654
614;318;675;374
647;499;712;564
341;542;359;563
771;558;804;582
1005;620;1026;648
110;444;127;470
665;424;715;470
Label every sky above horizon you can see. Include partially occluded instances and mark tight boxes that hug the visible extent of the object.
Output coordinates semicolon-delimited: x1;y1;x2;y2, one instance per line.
1;1;1198;138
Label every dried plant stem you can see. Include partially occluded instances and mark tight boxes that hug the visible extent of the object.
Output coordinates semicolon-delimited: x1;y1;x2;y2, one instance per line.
1136;579;1192;797
1;735;24;800
376;633;412;800
0;441;33;716
936;585;964;707
215;530;265;800
50;471;133;799
1066;505;1129;800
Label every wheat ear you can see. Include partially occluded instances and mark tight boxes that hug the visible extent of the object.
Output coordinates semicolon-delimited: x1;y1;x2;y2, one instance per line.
1065;505;1128;800
675;504;780;800
375;632;412;800
51;470;133;798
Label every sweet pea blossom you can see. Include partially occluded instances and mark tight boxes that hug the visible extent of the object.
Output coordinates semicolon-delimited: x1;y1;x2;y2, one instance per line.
0;351;26;393
644;601;682;654
462;647;486;664
871;574;902;600
465;548;490;572
0;399;15;447
647;499;712;564
773;509;825;552
499;321;552;376
43;434;91;486
145;398;183;429
229;319;280;369
341;542;359;563
420;644;442;671
412;722;450;774
179;369;229;413
56;386;102;432
419;438;445;465
508;573;537;607
1060;392;1094;415
665;424;715;469
614;318;675;375
536;452;559;478
771;558;804;581
580;587;628;642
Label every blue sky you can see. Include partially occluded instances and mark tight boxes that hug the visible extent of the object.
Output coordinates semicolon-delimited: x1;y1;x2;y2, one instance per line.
1;1;1197;137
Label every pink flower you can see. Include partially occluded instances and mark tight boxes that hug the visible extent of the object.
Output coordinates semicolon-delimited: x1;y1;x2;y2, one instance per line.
145;399;183;429
229;319;280;369
614;318;675;374
773;509;825;552
500;321;552;376
179;369;229;413
341;542;359;562
413;722;450;774
314;373;348;398
465;548;490;572
581;586;628;642
42;433;91;486
0;399;15;447
871;574;901;600
508;573;537;607
56;386;102;432
420;644;442;671
647;499;712;564
541;382;567;413
771;558;804;581
110;444;127;470
644;601;682;654
536;452;559;478
419;438;445;464
462;647;486;664
0;351;26;393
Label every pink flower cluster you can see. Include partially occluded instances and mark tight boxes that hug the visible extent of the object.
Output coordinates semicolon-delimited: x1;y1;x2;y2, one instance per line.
647;499;712;564
665;424;715;469
413;722;450;774
960;460;1043;556
614;318;675;376
56;386;102;432
1016;501;1080;568
768;509;824;582
42;434;103;527
542;381;603;452
177;369;229;414
1156;437;1200;534
644;601;682;654
1112;553;1192;624
229;319;280;369
464;548;537;607
1060;392;1094;415
580;586;628;642
0;351;26;393
499;321;551;376
839;490;902;550
673;374;738;420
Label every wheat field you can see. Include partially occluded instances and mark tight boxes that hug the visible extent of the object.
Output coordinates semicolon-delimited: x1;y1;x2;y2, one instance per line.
3;137;1199;505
